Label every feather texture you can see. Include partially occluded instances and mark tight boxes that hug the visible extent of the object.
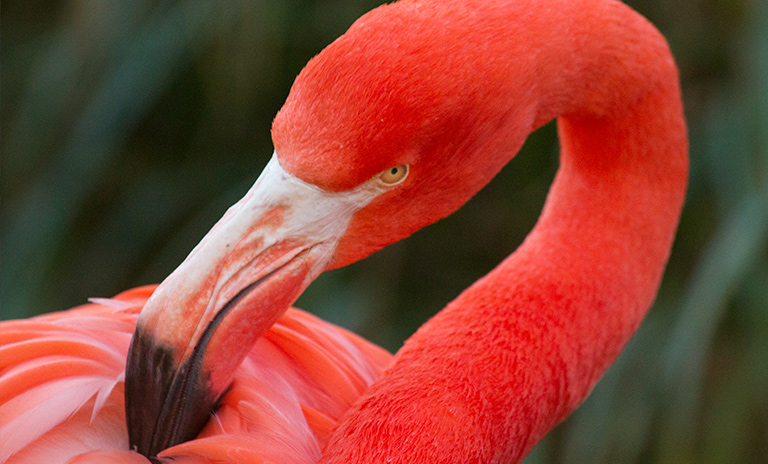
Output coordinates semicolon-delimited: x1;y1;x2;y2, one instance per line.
0;286;391;463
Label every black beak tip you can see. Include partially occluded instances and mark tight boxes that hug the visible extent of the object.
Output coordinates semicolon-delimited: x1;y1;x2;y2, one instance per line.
125;323;220;461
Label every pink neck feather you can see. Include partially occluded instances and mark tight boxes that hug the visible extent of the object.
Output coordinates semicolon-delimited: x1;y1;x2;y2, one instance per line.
314;0;687;462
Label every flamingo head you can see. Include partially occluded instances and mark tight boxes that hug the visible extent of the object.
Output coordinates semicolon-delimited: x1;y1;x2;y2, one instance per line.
125;2;538;459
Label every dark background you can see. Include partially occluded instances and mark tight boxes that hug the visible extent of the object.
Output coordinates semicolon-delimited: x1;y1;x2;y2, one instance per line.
2;1;766;462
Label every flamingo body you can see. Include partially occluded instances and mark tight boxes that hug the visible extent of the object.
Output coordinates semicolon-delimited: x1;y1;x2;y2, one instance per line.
2;0;687;462
0;287;390;463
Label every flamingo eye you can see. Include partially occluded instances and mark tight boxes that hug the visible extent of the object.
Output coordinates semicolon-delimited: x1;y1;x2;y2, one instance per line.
378;164;409;185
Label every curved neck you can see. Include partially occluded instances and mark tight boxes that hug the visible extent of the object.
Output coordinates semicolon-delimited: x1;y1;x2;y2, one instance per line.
322;0;687;462
405;0;687;455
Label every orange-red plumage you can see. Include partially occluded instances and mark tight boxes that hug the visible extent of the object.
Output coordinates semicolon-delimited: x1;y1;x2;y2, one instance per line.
1;0;687;462
0;287;390;463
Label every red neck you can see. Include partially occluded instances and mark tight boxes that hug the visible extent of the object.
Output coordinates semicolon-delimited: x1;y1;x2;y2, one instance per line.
320;0;687;462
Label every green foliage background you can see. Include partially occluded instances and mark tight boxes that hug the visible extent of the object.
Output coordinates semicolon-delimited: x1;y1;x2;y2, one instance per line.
2;0;766;462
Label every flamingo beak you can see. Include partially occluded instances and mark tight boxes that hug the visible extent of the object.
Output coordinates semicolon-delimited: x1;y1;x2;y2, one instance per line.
124;154;375;459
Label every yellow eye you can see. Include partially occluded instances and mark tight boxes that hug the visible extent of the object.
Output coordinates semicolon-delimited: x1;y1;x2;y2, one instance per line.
378;164;409;185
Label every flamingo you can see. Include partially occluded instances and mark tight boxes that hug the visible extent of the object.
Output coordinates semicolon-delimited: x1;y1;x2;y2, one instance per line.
0;0;687;462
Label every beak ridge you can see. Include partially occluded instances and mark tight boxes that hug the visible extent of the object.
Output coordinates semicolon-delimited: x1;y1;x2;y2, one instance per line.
125;154;377;459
